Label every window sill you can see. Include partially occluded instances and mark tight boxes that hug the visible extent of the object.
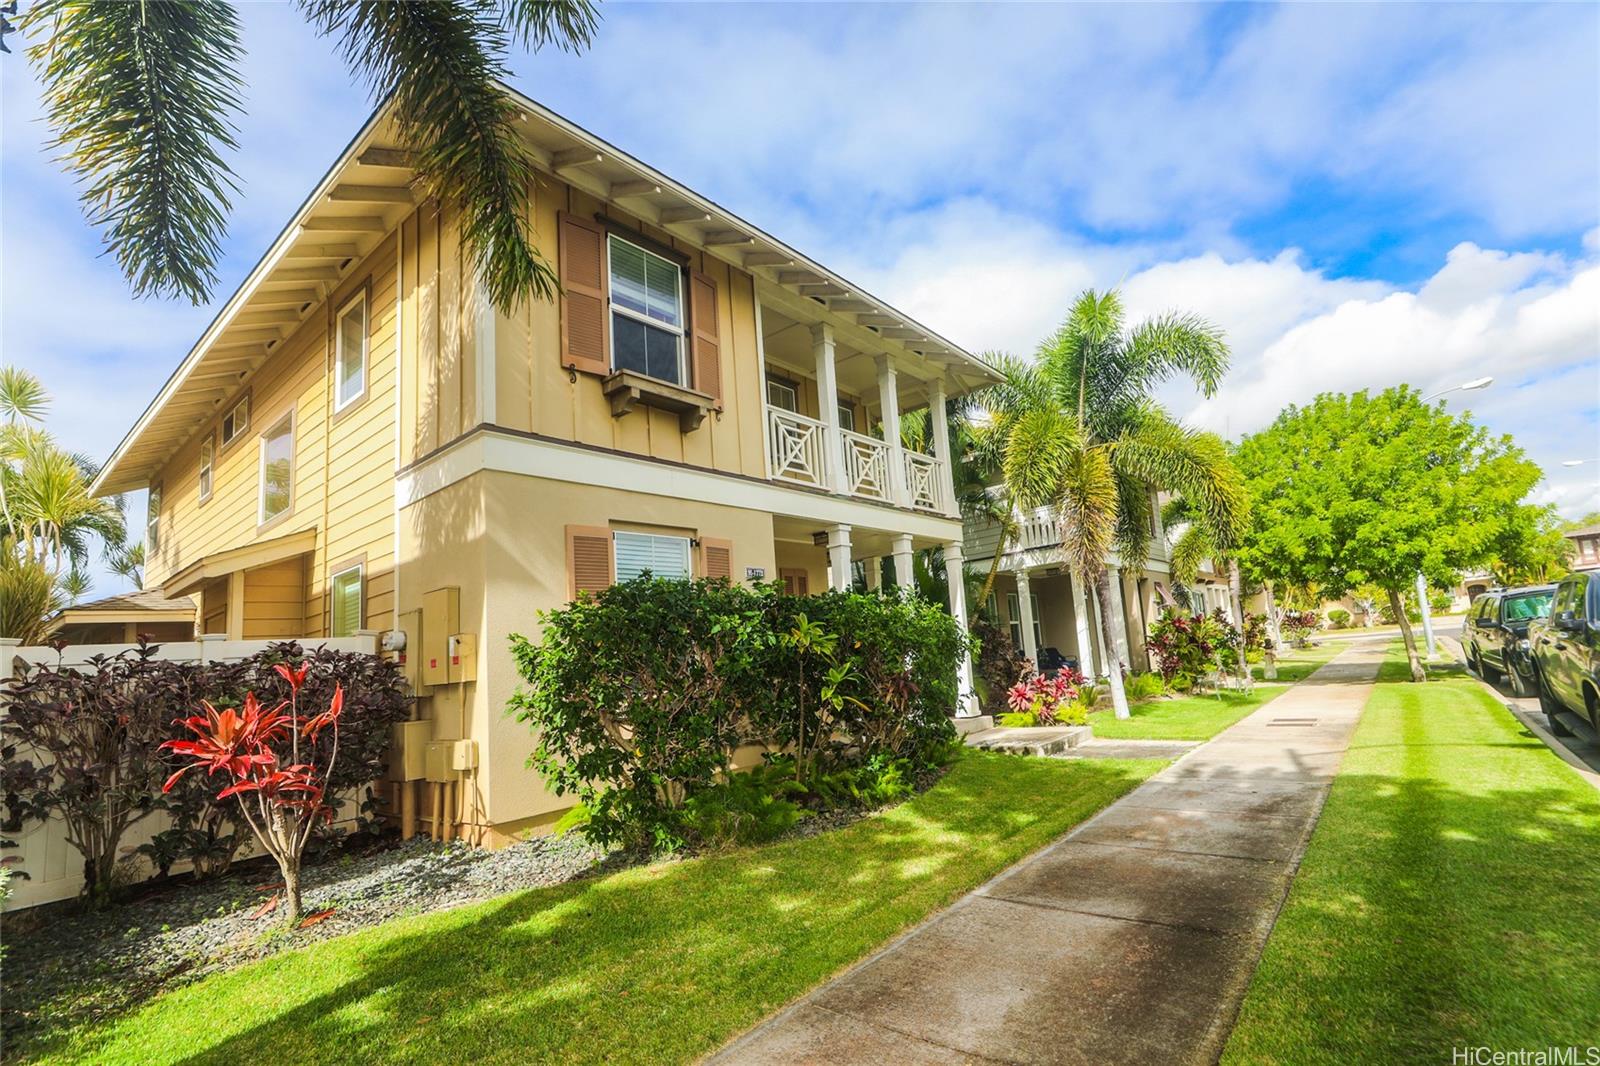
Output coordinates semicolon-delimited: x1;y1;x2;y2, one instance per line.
603;370;715;433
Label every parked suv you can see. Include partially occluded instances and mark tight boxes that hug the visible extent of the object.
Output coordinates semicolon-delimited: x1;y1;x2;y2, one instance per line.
1528;572;1600;736
1461;584;1556;697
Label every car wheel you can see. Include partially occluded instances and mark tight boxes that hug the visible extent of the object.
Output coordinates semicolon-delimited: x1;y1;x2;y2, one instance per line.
1466;648;1480;676
1508;665;1529;698
1536;667;1574;736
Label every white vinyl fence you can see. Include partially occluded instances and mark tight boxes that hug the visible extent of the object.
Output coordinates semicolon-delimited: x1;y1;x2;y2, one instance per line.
1;634;377;912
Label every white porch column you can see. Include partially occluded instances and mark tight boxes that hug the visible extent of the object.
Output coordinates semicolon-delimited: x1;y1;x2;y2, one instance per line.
226;569;247;641
876;354;908;506
928;377;957;516
827;523;853;591
1014;568;1040;668
943;540;977;715
864;556;882;592
891;533;915;591
813;323;847;494
1069;569;1097;676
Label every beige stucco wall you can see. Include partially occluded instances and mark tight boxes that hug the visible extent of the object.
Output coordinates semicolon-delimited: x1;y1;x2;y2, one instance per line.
399;469;782;834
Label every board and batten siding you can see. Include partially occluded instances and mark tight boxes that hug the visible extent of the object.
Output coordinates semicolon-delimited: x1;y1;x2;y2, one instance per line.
463;177;768;481
143;233;402;640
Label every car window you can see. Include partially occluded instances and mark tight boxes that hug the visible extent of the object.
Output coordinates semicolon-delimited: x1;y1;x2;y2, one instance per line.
1554;581;1578;620
1501;591;1553;622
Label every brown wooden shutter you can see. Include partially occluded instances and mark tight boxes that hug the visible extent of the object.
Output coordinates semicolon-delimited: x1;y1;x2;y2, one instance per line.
701;537;733;582
780;568;809;596
566;524;614;599
558;212;609;376
689;270;722;406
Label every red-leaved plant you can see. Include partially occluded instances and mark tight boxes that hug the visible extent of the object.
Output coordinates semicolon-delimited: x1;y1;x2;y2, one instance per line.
1005;668;1083;724
161;663;343;924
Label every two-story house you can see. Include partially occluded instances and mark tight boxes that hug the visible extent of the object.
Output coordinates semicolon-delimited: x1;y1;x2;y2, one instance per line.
89;87;999;845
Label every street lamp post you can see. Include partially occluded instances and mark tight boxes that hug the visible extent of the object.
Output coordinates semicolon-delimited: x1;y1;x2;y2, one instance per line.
1414;376;1495;659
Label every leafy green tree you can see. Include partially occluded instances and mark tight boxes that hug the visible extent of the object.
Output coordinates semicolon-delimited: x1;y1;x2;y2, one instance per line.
1234;386;1542;682
971;289;1247;718
19;0;598;311
1488;505;1573;586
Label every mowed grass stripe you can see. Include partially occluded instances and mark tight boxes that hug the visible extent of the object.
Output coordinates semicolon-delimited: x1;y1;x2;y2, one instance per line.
1222;646;1600;1064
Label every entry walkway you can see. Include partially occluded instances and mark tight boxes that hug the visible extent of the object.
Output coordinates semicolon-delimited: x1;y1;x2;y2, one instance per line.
712;641;1385;1065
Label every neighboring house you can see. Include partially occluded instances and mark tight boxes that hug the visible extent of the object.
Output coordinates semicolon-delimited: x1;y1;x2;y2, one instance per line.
963;497;1198;676
50;590;197;645
1565;522;1600;572
90;87;999;845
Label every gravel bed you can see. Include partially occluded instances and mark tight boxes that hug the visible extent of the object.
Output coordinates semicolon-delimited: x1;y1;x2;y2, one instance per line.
2;767;944;1056
2;833;609;1052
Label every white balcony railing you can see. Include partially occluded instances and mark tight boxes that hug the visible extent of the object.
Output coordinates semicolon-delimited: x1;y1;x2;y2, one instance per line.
840;428;892;502
903;450;945;513
766;404;951;514
767;407;829;489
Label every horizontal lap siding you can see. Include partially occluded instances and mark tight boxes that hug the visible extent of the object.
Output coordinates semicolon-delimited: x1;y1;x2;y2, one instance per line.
145;228;405;642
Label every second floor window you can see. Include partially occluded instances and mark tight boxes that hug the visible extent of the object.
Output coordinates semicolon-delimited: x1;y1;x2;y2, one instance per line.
608;235;684;385
221;396;249;447
146;483;161;553
198;438;213;502
336;292;368;410
259;413;294;525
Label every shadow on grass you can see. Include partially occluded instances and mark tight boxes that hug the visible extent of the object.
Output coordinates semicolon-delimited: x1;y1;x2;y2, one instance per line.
25;754;1162;1066
1222;677;1600;1064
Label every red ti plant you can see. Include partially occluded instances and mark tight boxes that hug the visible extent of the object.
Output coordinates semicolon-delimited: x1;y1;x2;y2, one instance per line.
161;663;344;925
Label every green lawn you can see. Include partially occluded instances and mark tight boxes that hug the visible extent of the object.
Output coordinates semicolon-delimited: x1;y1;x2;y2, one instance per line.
23;751;1165;1066
1222;646;1600;1064
1089;643;1342;743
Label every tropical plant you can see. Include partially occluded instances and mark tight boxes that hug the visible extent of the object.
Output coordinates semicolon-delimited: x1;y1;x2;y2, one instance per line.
1004;668;1082;726
161;666;346;926
1126;671;1167;701
1166;492;1253;681
970;614;1024;716
0;643;190;904
970;289;1246;719
1326;607;1352;630
1279;609;1322;648
19;0;600;311
1145;607;1237;687
1235;386;1541;681
0;541;62;644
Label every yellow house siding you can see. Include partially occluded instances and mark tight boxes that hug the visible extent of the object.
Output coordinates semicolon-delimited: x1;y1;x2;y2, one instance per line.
144;233;401;640
488;179;767;482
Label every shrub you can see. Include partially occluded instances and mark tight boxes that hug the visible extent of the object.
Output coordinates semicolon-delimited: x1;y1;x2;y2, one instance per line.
511;579;967;852
1145;608;1237;685
0;643;192;904
1004;668;1083;725
161;668;347;926
2;642;409;901
1280;609;1323;646
1126;672;1167;702
970;615;1024;717
1326;608;1352;630
765;589;965;770
681;765;808;847
509;577;772;852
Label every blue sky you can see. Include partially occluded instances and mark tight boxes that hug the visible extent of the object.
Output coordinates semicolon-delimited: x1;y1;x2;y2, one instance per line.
3;2;1597;601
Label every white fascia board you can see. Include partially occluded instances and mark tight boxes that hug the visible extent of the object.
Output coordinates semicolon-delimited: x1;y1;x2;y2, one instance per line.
397;428;964;542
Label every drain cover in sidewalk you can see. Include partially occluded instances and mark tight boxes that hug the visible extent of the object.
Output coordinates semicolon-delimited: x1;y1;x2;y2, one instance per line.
1266;718;1319;727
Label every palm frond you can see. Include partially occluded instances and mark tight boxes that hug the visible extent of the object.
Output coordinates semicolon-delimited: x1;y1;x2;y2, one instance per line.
1112;416;1248;548
24;0;244;304
0;366;50;425
1001;408;1082;511
1112;470;1152;572
1122;311;1229;398
499;0;599;51
300;0;594;313
1055;444;1119;580
1168;523;1215;584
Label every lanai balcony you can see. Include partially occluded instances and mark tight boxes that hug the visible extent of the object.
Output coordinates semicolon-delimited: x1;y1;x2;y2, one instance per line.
757;298;956;516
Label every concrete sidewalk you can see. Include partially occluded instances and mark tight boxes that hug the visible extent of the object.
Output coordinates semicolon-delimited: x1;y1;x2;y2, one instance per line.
711;641;1386;1066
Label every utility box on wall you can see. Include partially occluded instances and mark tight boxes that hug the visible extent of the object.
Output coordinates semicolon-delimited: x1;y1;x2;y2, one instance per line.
447;633;477;683
389;720;431;781
420;587;460;688
424;739;477;782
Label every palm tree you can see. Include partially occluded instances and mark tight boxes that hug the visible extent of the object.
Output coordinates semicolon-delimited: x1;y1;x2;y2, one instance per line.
972;289;1247;719
19;0;599;311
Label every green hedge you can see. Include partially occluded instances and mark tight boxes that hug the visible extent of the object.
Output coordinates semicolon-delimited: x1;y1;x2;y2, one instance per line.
508;579;967;851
